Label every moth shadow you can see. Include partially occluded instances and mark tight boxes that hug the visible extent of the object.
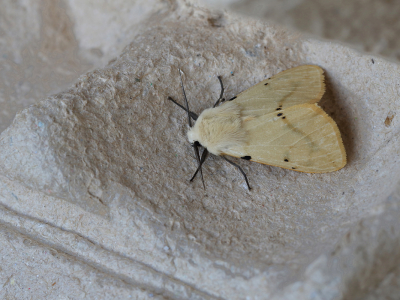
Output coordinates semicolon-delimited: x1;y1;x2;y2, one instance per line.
319;73;355;165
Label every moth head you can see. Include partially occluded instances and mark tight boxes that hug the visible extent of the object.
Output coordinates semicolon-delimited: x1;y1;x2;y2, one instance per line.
187;127;197;145
188;124;204;147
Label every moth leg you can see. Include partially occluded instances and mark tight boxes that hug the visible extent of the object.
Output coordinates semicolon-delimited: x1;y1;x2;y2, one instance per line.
213;76;225;107
190;148;209;189
222;156;251;190
167;97;198;121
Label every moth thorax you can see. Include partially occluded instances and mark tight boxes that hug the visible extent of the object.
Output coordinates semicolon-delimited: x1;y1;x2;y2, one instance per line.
187;103;247;156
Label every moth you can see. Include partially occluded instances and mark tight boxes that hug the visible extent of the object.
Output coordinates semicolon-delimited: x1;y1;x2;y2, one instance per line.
168;65;346;189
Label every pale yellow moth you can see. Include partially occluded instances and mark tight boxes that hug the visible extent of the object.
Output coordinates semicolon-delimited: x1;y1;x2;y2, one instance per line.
168;65;346;189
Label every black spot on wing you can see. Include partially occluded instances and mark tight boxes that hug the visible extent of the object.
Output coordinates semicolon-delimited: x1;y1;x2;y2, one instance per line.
277;113;283;117
264;82;268;86
229;96;237;101
284;159;289;162
282;116;286;119
292;167;296;169
241;156;251;160
276;108;281;111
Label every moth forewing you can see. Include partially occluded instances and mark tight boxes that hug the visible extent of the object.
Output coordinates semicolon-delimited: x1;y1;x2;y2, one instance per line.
224;103;346;173
233;65;326;117
223;65;346;173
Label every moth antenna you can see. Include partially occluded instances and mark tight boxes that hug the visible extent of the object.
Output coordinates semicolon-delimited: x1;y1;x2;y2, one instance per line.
213;76;225;107
222;156;252;190
190;148;209;184
178;69;205;188
191;145;207;189
167;97;198;120
178;68;192;127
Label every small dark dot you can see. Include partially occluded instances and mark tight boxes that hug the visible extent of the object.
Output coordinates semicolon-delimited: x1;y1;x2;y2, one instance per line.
229;96;237;101
276;108;281;111
268;77;271;80
264;83;268;86
292;167;296;169
284;159;289;162
277;113;283;116
279;105;282;107
241;156;251;160
371;58;375;64
282;117;286;119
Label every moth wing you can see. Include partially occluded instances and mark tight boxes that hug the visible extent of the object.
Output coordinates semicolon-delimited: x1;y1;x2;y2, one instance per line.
224;103;346;173
232;65;325;116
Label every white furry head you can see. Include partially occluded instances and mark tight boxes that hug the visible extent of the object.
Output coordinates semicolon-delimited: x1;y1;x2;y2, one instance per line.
187;102;247;155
